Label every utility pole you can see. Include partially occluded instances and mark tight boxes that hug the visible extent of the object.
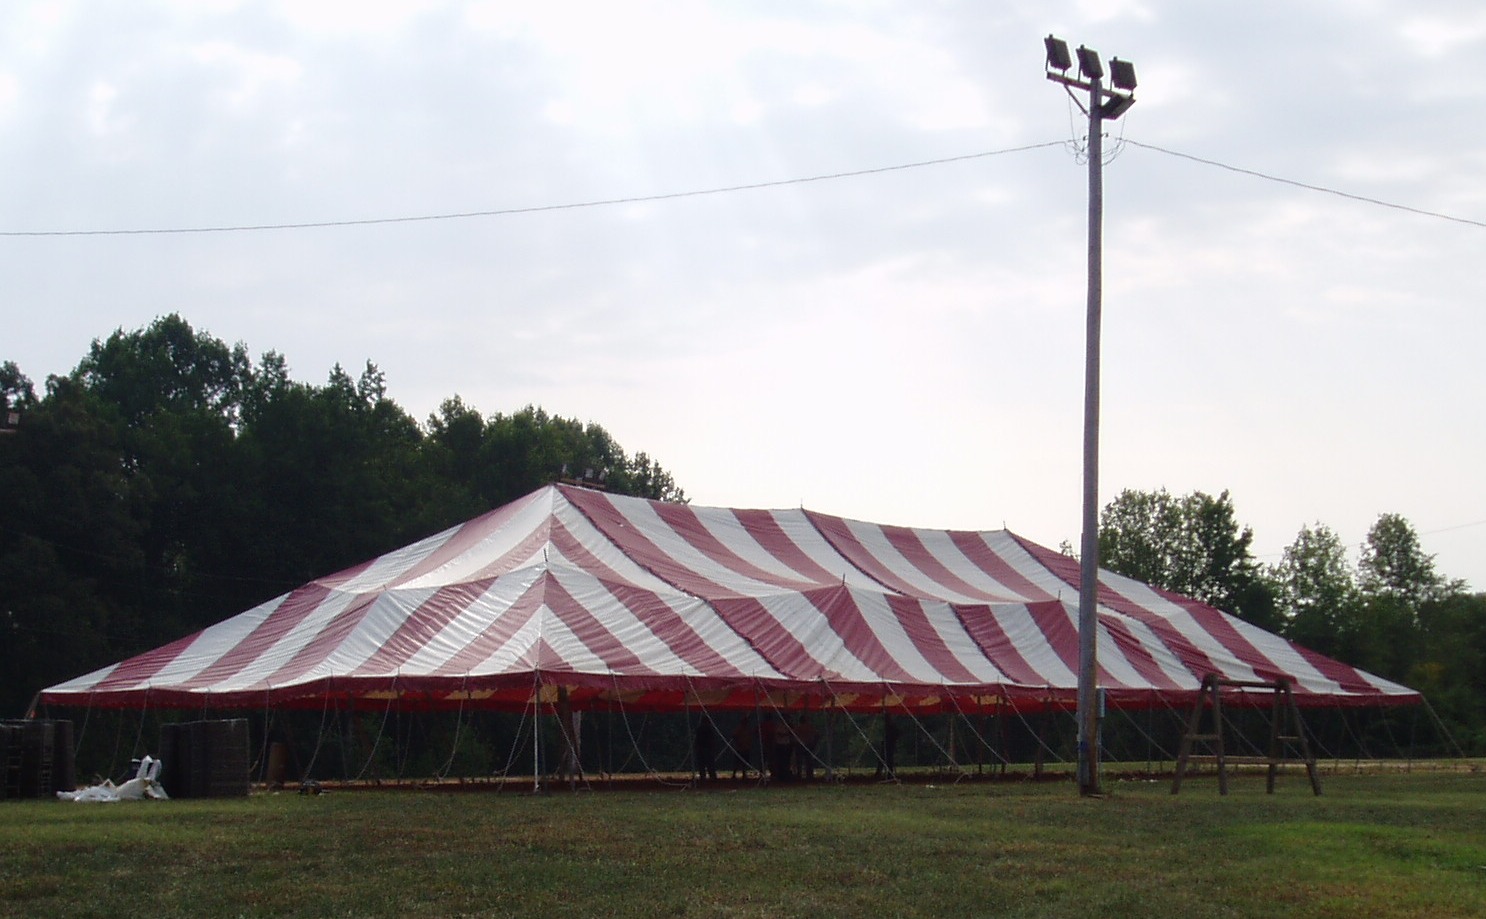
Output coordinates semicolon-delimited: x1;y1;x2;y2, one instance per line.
1043;35;1136;798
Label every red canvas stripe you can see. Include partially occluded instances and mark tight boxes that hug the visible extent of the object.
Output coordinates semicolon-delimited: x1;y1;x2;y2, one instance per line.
951;604;1048;686
877;524;991;601
805;512;914;595
274;579;495;682
950;531;1052;601
227;592;379;691
733;508;841;585
388;493;546;586
805;587;917;683
428;579;547;676
649;502;821;589
1099;585;1236;672
90;631;209;691
1031;602;1103;685
174;584;335;689
881;594;980;685
549;518;653;587
527;637;565;672
710;596;829;679
1011;535;1227;681
539;574;653;674
441;520;551;584
1167;601;1278;680
1005;532;1083;594
1288;642;1386;696
562;488;738;597
1099;615;1185;691
601;581;750;679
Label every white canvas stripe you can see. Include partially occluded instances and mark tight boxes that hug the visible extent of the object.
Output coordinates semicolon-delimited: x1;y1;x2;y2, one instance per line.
844;590;954;684
673;598;788;679
212;586;439;691
769;510;885;588
1053;603;1158;690
397;491;556;589
44;661;121;694
922;599;1015;684
995;604;1078;687
395;569;547;675
335;527;458;594
915;529;1038;603
1099;573;1263;683
983;532;1078;603
1101;610;1205;690
140;593;308;687
467;614;546;676
610;497;789;596
549;568;698;675
554;493;703;593
837;518;975;601
1222;616;1343;695
752;591;874;681
526;608;614;675
685;506;825;585
918;603;1012;684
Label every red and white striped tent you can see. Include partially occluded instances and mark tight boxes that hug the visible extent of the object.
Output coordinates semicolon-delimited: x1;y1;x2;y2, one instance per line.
41;484;1417;714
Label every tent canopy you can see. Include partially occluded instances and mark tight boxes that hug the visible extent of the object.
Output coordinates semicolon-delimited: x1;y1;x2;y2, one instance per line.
41;484;1418;714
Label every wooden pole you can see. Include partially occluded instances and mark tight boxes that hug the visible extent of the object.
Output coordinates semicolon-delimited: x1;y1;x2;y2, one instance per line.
1076;73;1105;797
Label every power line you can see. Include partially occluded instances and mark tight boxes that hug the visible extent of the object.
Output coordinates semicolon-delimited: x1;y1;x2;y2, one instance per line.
4;138;1481;238
1421;519;1486;537
0;142;1066;238
1124;140;1486;231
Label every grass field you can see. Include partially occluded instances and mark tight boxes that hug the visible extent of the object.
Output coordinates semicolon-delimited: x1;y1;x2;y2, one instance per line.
3;769;1485;918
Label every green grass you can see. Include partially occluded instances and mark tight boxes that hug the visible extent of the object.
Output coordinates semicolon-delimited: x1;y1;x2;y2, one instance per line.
3;771;1485;918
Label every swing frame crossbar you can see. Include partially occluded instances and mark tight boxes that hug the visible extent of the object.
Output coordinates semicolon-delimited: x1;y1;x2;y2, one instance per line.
1171;674;1321;796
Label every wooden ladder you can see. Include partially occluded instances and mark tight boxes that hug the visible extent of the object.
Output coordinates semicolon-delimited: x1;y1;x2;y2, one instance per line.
1171;674;1322;796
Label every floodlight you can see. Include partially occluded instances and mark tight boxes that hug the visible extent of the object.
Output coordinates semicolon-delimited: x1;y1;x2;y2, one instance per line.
1076;45;1103;80
1109;57;1137;91
1100;94;1136;120
1045;35;1072;72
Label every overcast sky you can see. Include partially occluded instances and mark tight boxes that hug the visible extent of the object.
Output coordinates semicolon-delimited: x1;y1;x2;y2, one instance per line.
3;0;1483;591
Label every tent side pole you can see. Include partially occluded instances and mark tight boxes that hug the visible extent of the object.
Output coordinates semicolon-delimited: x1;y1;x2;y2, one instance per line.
532;681;542;794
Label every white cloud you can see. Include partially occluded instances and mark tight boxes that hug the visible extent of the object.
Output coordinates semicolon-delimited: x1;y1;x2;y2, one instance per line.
270;0;447;35
2;0;1483;592
188;41;303;111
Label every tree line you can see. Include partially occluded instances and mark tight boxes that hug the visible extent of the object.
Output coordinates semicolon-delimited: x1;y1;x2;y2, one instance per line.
0;315;683;718
1098;487;1484;751
3;317;1481;754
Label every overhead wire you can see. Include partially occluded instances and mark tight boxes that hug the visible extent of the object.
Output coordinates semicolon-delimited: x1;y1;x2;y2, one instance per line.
1;139;1480;237
1124;140;1486;231
0;142;1066;238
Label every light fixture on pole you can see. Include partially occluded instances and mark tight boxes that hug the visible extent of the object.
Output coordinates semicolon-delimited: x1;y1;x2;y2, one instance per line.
1043;34;1136;798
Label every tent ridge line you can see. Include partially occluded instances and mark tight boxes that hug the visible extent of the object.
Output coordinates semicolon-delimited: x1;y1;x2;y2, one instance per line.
555;483;710;603
797;505;904;599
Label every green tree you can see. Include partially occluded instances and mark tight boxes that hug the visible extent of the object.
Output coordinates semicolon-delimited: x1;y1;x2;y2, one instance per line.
0;374;145;716
1272;523;1358;658
0;361;35;416
1337;513;1468;684
1;316;688;716
1098;488;1279;629
76;314;251;427
1358;513;1457;607
431;404;687;510
1411;591;1486;753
